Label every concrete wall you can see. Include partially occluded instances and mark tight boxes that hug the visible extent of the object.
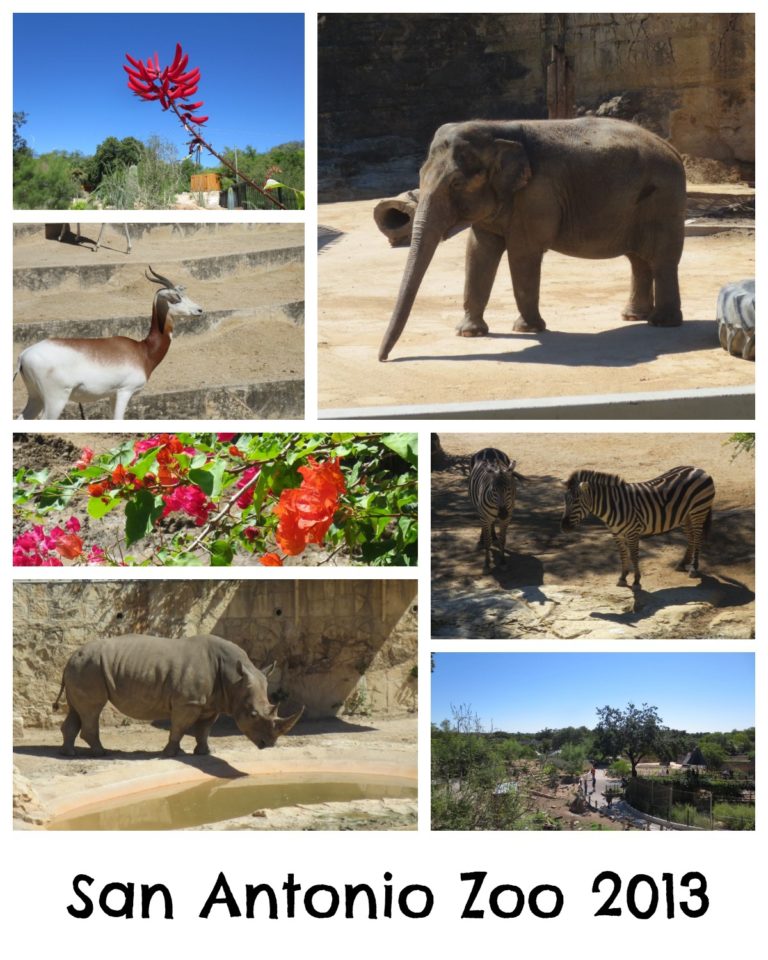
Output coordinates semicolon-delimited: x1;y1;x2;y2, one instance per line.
319;12;754;199
13;580;418;727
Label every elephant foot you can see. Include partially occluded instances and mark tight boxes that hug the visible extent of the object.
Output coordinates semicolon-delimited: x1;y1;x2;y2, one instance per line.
193;744;211;756
457;317;489;337
88;746;107;758
648;308;683;327
60;746;76;757
621;307;652;322
513;314;546;333
161;744;182;758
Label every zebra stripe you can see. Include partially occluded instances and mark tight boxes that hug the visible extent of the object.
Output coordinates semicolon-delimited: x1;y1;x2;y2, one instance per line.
561;465;715;587
468;448;518;571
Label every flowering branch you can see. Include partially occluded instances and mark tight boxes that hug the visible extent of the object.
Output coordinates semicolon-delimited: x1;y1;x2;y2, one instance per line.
124;43;287;209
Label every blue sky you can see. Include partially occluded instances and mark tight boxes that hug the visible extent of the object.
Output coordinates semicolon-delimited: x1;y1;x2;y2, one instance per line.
432;653;755;733
13;13;304;157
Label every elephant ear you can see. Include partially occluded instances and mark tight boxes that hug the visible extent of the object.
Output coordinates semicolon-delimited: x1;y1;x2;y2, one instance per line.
491;139;531;195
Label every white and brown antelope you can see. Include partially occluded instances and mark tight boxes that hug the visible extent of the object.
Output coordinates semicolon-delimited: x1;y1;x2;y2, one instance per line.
15;267;203;420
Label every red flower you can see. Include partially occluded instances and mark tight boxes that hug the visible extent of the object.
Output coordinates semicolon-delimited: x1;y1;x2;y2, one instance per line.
274;458;346;556
75;447;94;470
54;532;84;560
242;526;260;542
259;553;283;566
125;44;206;121
88;482;107;497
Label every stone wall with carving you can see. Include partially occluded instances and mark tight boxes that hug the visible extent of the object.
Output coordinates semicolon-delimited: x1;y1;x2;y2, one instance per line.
13;579;418;727
319;12;754;199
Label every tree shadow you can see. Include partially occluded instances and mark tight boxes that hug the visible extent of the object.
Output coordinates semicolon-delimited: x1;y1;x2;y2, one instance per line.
391;320;719;368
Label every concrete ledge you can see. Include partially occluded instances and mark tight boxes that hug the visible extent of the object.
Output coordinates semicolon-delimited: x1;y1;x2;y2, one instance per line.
13;244;304;291
320;385;755;420
52;379;305;420
14;301;304;345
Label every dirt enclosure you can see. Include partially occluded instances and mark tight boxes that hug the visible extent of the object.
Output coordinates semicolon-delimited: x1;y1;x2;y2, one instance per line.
431;433;754;639
318;191;754;414
13;223;304;419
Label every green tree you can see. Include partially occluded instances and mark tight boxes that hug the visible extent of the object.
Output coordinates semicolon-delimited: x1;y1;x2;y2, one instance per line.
84;136;145;188
14;151;79;209
594;702;665;777
13;111;30;159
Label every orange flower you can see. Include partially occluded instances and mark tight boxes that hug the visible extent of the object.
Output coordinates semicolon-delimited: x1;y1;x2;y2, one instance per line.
88;482;107;497
54;533;83;560
274;457;345;556
112;464;128;485
259;552;283;566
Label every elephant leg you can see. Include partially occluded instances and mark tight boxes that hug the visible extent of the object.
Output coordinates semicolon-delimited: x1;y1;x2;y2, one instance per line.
622;255;654;322
459;228;505;336
649;261;683;327
508;252;546;332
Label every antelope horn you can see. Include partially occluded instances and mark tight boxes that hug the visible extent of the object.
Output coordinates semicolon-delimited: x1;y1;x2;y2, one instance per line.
145;265;176;289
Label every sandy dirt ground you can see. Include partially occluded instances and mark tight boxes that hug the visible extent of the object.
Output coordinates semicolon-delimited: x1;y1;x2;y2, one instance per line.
14;716;417;831
13;224;304;417
318;194;754;412
431;432;754;639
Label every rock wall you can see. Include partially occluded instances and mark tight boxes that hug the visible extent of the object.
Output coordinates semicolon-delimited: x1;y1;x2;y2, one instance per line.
13;579;418;727
319;12;754;199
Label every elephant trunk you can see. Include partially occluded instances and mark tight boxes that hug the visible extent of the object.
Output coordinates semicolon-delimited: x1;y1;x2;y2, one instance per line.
378;195;446;361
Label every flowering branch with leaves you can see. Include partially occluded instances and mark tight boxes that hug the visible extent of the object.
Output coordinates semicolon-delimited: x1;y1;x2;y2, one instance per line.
13;433;417;567
124;43;303;209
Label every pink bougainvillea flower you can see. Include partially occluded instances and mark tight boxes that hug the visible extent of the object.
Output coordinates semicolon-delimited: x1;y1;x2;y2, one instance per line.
235;465;260;510
217;432;236;442
87;545;107;565
65;516;81;534
75;447;94;470
161;484;214;526
259;553;284;566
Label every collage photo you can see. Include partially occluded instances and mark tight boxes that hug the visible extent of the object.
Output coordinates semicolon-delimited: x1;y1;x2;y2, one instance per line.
7;4;758;954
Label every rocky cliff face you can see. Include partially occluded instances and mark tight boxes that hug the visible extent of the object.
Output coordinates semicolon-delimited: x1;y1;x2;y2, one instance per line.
13;580;418;726
319;12;754;199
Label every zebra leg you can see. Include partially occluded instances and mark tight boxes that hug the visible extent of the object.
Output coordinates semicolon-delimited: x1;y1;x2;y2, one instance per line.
481;523;492;572
615;538;632;587
496;520;509;568
678;518;702;577
628;536;642;587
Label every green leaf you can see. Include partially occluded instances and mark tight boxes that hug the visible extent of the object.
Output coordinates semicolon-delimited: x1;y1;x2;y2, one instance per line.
210;539;234;566
87;494;122;519
381;433;418;466
189;467;214;497
125;490;163;546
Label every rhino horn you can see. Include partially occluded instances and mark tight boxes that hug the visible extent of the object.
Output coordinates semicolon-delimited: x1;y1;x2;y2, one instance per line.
274;705;304;737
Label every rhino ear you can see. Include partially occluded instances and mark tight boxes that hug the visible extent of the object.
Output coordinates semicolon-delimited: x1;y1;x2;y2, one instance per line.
262;661;277;679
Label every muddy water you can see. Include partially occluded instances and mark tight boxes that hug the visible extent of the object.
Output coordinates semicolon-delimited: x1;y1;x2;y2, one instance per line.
48;773;417;831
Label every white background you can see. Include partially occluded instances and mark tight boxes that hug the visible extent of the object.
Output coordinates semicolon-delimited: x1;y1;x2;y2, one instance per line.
3;1;762;955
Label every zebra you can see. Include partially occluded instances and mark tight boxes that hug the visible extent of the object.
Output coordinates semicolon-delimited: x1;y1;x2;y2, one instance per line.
468;448;522;571
560;465;715;587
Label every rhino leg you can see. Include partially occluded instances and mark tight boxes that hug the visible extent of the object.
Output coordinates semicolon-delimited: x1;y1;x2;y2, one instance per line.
162;704;206;757
190;715;217;756
60;708;82;756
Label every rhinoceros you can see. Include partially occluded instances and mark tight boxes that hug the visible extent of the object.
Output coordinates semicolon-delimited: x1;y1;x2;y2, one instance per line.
53;633;304;758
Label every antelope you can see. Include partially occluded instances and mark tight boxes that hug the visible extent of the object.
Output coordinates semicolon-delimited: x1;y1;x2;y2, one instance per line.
15;267;203;420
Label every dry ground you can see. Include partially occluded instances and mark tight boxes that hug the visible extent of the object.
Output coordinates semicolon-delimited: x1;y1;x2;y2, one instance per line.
431;432;754;639
13;224;304;418
14;716;417;831
318;193;754;412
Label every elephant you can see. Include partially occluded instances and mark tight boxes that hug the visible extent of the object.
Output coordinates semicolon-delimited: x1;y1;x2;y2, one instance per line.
378;117;686;361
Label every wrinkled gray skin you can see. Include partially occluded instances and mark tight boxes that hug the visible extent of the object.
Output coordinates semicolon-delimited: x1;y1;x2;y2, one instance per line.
379;116;686;361
54;633;304;758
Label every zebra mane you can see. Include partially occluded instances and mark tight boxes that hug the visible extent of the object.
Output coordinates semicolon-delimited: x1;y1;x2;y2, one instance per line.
566;469;624;488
